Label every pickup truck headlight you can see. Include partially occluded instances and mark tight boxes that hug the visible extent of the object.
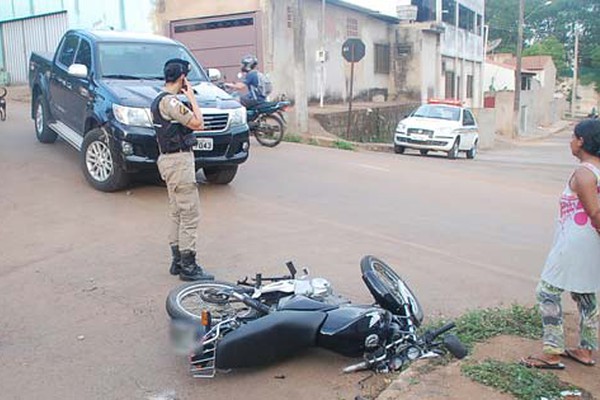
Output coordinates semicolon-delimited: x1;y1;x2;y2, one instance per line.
112;104;153;128
229;107;247;127
396;123;407;133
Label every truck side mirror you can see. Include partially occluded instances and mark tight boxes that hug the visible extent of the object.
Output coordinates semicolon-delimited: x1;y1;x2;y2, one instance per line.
68;63;88;79
207;68;222;82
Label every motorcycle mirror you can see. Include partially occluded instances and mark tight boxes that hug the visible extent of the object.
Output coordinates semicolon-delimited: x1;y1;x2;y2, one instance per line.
207;68;222;82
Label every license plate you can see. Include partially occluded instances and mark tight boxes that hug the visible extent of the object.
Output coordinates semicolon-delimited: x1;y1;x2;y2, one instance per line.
412;134;428;141
193;138;213;151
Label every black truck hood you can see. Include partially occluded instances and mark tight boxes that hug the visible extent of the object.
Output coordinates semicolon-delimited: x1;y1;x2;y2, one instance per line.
100;80;240;110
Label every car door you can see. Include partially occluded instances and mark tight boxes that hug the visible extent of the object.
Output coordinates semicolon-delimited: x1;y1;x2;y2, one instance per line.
66;38;94;134
49;34;80;124
460;109;478;150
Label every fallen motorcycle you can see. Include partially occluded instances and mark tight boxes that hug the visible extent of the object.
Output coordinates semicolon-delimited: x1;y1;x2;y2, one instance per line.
166;255;467;378
0;87;7;121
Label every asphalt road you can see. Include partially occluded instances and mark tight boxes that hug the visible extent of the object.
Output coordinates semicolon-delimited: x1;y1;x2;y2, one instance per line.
0;102;577;399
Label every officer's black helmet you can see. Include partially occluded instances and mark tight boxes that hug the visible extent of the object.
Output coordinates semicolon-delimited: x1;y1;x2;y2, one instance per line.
164;58;191;83
240;55;258;72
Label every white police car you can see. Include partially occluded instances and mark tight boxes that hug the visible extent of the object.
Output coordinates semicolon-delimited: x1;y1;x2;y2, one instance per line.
394;100;479;159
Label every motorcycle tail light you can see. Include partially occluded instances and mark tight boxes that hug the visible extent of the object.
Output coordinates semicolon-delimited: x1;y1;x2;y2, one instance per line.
201;310;212;328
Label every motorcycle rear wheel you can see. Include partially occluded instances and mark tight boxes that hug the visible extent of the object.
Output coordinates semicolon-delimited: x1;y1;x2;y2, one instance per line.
254;114;284;147
166;281;257;323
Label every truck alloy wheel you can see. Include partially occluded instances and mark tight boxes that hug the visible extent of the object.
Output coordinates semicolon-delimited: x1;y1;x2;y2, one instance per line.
81;128;129;192
85;140;113;182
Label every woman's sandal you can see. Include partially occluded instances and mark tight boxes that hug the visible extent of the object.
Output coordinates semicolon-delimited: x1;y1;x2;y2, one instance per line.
520;355;565;370
562;349;596;366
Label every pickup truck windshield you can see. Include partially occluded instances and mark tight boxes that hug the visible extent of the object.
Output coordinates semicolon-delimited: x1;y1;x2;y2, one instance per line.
412;105;460;121
98;42;208;82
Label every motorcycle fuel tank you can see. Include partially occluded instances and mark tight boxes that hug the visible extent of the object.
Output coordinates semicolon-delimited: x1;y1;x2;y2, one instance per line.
317;306;392;358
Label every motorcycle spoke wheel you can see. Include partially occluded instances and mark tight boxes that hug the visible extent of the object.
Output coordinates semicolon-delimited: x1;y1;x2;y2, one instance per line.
171;282;255;322
254;115;284;147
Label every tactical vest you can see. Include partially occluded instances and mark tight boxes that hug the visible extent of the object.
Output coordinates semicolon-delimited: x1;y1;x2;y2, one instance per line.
150;92;195;153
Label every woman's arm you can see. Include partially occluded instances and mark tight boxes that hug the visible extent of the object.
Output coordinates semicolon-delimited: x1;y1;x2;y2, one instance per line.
573;167;600;232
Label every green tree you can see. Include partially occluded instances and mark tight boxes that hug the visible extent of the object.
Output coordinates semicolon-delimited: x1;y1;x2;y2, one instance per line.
523;36;567;71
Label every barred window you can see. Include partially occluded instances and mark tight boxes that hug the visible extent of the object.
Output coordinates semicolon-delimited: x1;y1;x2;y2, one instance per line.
347;17;358;38
466;75;474;98
374;44;390;75
287;7;293;28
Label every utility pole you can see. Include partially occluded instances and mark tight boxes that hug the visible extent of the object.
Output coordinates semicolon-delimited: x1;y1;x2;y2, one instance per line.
319;0;326;108
571;25;580;116
513;0;524;137
293;0;308;134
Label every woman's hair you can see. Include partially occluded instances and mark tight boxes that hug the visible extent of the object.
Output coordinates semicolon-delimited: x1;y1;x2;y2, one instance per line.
574;119;600;156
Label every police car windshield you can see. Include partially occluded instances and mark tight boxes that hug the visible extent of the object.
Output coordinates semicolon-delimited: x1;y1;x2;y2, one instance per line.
412;105;460;121
98;43;208;82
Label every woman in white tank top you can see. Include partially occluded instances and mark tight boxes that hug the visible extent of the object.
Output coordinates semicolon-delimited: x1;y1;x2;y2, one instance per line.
521;119;600;369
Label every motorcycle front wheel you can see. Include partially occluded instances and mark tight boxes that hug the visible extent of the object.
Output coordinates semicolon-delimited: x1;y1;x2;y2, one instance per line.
254;114;284;147
166;281;258;323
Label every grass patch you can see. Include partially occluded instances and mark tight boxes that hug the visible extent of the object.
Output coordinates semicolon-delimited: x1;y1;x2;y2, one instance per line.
462;359;578;400
332;140;355;151
282;133;303;143
307;138;320;146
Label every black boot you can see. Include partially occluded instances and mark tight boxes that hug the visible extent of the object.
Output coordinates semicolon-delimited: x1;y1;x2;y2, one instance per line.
170;245;182;276
179;250;214;281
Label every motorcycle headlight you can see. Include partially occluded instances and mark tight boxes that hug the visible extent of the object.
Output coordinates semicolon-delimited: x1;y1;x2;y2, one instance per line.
112;104;153;128
230;107;247;127
396;123;407;133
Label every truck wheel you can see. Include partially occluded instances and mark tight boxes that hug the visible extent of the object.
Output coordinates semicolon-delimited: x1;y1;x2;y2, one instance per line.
466;141;478;160
420;150;429;156
394;145;405;154
447;139;460;160
81;128;130;192
34;96;57;143
203;165;238;185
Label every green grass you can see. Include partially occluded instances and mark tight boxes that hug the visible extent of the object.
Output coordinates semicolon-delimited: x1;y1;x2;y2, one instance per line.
462;359;578;400
332;140;355;151
282;133;303;143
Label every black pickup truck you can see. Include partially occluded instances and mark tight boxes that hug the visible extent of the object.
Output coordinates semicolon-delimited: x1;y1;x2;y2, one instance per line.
29;29;249;191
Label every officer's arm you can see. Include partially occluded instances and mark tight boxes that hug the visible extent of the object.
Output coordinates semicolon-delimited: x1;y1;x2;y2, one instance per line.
182;81;204;131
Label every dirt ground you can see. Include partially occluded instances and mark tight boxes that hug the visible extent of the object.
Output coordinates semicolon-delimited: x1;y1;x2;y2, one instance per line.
376;313;599;400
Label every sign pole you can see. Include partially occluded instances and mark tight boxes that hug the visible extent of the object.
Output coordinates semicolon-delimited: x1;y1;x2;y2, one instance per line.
346;46;355;139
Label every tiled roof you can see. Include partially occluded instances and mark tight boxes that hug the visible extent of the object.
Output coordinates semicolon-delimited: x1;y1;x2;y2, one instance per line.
521;56;554;70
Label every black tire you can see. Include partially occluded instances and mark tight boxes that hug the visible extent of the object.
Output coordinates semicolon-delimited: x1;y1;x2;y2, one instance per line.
419;149;429;156
34;96;57;143
447;139;460;160
81;128;130;192
0;106;5;122
394;145;405;154
166;281;257;322
466;141;478;160
443;334;468;359
254;114;284;147
203;165;238;185
360;255;424;327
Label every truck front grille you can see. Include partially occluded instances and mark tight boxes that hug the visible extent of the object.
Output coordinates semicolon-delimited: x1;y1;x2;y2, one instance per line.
203;113;229;131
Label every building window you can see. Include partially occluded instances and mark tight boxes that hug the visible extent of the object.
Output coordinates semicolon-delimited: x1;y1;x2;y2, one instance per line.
521;76;532;91
442;0;456;24
347;17;358;38
375;44;390;75
287;6;293;29
411;0;436;22
476;14;483;36
445;71;455;99
466;75;474;98
458;5;475;33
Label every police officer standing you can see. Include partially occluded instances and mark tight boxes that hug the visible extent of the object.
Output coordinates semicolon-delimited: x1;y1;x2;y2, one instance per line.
151;58;213;281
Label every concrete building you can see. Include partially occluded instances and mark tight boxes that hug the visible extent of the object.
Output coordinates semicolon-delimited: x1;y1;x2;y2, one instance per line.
0;0;153;83
394;0;485;108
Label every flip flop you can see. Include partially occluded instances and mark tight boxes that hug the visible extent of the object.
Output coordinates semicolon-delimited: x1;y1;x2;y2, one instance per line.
520;356;565;370
562;349;596;366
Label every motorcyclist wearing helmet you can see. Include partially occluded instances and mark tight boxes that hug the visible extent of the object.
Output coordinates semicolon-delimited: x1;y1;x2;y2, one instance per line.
225;55;266;108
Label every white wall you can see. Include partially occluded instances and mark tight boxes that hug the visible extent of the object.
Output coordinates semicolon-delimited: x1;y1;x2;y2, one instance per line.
484;62;515;92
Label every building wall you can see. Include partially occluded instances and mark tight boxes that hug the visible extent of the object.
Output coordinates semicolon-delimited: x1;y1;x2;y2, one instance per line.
268;0;395;103
484;63;515;91
152;0;261;35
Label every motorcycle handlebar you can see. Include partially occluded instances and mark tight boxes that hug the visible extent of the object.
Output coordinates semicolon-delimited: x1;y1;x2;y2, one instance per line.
425;322;456;343
231;291;270;315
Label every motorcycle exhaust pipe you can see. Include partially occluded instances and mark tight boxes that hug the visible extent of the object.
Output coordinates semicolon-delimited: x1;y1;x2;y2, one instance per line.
230;291;271;315
342;360;370;374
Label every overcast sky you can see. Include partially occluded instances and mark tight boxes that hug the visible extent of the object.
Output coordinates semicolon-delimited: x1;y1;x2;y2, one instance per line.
344;0;398;16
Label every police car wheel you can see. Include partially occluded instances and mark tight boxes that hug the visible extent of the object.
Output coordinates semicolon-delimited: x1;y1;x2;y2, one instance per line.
447;139;460;160
466;141;478;160
81;128;129;192
34;96;57;143
419;150;429;156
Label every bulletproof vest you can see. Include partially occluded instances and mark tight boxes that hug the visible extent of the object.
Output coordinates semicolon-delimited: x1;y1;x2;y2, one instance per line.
151;92;195;153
